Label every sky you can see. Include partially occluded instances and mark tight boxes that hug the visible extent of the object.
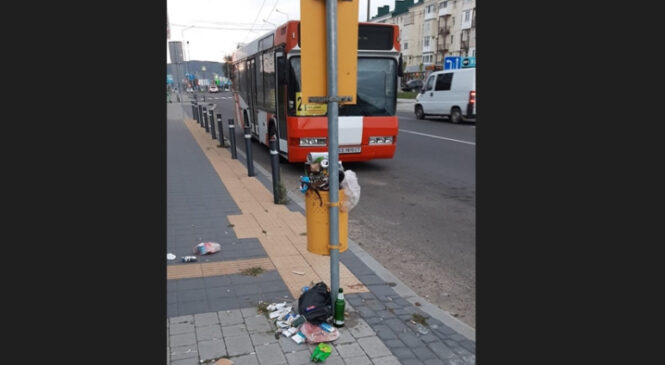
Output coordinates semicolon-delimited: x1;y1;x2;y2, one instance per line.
167;0;395;63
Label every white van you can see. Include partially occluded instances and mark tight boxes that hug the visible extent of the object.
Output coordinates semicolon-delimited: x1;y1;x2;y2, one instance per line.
414;68;476;123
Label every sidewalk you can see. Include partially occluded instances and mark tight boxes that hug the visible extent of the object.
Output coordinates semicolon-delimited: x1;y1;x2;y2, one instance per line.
167;103;475;365
396;98;416;112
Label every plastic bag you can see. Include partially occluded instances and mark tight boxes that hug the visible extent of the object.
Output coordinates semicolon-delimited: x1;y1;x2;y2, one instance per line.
340;170;360;212
299;321;340;344
193;242;221;255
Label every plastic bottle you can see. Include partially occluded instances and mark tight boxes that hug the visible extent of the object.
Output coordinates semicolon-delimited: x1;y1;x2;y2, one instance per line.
333;288;345;327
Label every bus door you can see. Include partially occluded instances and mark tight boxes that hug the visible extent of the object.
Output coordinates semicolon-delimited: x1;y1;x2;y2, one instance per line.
275;49;287;155
246;58;257;134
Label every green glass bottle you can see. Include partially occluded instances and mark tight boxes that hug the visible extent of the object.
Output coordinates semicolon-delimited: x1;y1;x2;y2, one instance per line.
334;288;345;327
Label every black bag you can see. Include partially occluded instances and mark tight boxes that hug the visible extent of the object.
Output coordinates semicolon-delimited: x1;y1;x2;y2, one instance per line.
298;282;332;325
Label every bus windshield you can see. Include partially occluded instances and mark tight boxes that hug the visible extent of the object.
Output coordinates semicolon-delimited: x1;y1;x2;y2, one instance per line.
289;57;397;116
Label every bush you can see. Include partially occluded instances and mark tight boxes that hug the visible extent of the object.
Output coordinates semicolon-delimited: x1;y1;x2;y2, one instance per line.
397;91;418;99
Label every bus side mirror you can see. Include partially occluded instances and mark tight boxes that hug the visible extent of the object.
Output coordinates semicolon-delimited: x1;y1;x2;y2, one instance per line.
398;54;404;77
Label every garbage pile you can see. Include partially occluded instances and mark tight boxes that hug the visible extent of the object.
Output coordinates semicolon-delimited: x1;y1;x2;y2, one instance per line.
265;282;341;361
298;152;361;212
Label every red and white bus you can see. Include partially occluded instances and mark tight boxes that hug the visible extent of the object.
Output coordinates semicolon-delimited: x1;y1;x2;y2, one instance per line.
231;21;402;163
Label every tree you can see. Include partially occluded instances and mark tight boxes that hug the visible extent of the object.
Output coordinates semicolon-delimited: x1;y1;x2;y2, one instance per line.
223;54;233;79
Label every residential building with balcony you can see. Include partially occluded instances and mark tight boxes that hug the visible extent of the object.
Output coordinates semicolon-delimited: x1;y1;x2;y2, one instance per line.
370;0;475;82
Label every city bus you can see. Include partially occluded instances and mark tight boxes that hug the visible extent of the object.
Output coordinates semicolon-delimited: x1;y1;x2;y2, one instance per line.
230;21;402;163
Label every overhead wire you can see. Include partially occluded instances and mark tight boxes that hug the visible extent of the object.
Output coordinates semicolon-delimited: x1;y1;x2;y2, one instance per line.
243;0;269;42
171;23;273;31
263;0;281;25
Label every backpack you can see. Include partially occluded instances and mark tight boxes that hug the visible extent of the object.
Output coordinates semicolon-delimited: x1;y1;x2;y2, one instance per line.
298;282;332;325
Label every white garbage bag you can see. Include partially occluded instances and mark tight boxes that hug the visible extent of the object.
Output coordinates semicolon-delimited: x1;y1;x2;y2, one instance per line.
340;170;360;212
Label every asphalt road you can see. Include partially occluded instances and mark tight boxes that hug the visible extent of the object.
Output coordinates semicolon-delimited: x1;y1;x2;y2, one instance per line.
181;90;476;326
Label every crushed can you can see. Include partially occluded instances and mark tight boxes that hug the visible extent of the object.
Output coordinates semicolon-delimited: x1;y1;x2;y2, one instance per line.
181;256;198;262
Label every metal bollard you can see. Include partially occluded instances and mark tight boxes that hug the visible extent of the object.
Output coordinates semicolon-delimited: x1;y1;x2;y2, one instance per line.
202;107;208;131
269;139;281;204
206;110;210;131
191;102;196;120
228;118;237;159
198;105;203;127
243;122;255;177
207;105;214;134
216;114;224;147
210;113;217;139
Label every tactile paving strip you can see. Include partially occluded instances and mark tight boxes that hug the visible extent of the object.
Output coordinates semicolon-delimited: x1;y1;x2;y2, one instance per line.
184;119;369;297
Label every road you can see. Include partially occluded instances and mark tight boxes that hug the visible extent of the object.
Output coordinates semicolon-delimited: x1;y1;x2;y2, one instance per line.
182;90;476;327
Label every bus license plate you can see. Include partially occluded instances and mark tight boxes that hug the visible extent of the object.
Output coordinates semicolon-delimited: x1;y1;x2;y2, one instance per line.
339;146;361;154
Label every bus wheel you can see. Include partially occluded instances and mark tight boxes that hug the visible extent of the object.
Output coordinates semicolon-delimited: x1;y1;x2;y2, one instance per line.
450;107;462;124
415;105;426;120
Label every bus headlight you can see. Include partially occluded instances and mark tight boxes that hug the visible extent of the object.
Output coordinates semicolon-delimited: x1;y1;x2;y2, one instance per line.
300;137;327;146
369;136;394;144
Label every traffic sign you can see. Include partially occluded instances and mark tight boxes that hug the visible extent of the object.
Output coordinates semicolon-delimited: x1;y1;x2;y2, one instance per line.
444;56;461;70
300;0;358;105
461;57;476;68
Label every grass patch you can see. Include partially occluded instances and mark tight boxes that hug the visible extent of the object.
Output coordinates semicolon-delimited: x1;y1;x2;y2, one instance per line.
411;313;428;326
257;301;269;316
240;266;265;276
397;91;418;99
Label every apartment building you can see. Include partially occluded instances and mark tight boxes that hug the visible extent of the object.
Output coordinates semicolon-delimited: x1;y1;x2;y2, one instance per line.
373;0;476;82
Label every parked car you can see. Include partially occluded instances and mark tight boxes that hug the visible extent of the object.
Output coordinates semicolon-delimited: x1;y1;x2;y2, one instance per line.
401;79;423;92
414;68;476;123
209;84;219;93
186;87;194;93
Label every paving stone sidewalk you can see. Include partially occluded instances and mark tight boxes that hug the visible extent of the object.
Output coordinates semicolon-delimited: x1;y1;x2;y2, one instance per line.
167;104;475;364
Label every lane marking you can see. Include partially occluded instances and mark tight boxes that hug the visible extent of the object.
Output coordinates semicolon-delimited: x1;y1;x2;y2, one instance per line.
399;129;476;146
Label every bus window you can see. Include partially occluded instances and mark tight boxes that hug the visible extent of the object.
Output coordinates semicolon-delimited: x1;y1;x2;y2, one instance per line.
340;58;397;116
287;57;396;117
